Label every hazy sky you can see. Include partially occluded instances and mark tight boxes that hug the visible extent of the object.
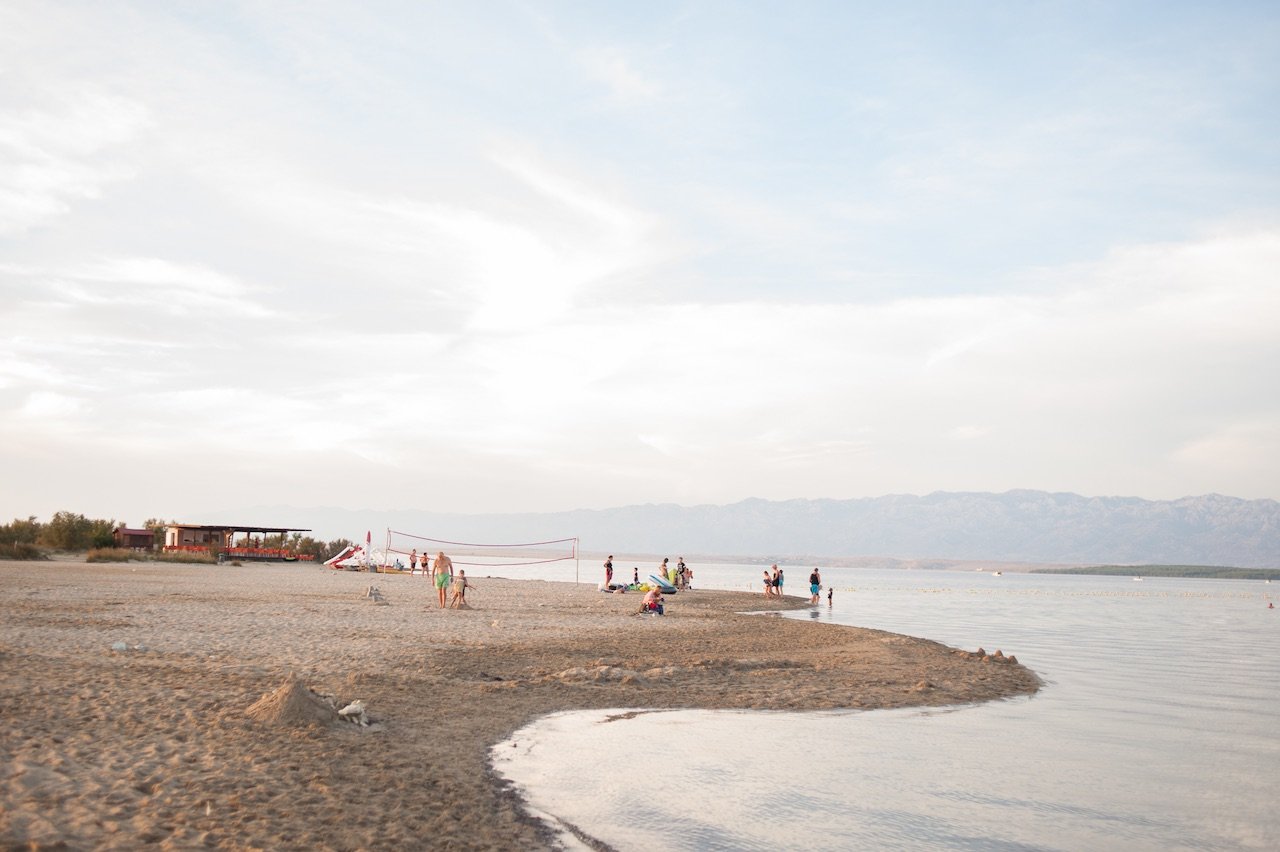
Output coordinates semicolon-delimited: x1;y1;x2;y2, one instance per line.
3;1;1278;526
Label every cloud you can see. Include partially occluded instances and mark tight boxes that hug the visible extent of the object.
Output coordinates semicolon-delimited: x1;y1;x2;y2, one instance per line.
16;391;83;421
62;257;274;318
359;148;665;330
2;2;1278;522
0;91;149;235
577;46;662;103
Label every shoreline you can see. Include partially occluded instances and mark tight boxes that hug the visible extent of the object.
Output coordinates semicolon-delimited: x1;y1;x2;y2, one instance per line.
0;560;1040;850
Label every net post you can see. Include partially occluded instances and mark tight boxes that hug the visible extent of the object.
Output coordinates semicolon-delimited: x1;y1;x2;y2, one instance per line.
574;537;579;584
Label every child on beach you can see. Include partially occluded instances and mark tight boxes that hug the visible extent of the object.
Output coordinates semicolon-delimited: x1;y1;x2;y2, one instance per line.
641;587;664;616
449;570;474;608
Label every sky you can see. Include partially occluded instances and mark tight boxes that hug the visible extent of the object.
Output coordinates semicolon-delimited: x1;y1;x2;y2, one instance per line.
2;1;1278;526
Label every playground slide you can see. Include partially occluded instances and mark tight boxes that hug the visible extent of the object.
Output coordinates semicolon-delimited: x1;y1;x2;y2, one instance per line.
324;545;361;566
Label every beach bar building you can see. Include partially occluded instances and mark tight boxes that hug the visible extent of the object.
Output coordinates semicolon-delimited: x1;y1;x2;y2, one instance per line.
164;524;315;561
113;525;156;550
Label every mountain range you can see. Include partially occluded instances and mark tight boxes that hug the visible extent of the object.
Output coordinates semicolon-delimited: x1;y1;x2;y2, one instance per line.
203;490;1280;568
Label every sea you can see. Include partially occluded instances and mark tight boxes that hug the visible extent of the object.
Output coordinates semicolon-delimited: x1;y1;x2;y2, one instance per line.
490;563;1280;851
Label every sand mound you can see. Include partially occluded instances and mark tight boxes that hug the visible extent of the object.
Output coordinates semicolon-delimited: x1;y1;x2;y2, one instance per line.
245;674;338;727
551;665;641;684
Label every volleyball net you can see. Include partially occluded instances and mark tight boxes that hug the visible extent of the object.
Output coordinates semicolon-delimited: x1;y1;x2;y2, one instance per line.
384;529;579;579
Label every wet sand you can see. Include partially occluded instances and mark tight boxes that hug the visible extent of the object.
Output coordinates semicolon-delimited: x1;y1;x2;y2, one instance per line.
0;560;1039;850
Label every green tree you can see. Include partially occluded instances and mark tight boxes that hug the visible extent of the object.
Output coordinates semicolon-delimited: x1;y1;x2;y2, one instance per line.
295;536;320;560
39;511;117;551
40;511;92;550
0;516;42;545
89;518;116;549
143;518;170;544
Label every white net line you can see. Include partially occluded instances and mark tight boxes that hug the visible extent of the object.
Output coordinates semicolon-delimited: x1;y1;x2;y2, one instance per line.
386;529;577;568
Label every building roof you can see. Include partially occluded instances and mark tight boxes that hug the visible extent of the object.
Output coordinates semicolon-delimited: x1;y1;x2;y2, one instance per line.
167;524;312;534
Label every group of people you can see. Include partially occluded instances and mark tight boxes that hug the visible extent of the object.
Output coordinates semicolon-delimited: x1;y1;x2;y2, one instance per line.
602;554;693;616
762;564;831;605
762;564;785;597
604;555;836;610
659;556;692;589
408;548;474;609
603;555;693;590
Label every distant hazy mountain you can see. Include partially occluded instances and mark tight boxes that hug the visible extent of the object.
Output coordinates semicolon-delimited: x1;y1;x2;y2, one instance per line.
203;490;1280;568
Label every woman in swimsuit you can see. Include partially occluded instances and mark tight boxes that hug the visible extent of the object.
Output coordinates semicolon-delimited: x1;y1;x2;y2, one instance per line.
432;551;454;608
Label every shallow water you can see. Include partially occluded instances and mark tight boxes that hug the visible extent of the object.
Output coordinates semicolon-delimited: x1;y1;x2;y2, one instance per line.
493;567;1280;851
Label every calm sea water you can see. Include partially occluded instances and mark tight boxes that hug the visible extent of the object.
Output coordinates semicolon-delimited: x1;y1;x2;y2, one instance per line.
492;566;1280;851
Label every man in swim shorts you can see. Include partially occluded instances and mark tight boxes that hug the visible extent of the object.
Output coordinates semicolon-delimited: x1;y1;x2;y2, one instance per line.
642;587;664;615
432;551;454;608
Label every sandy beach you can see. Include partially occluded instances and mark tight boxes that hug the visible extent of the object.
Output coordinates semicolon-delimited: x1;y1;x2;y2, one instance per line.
0;560;1039;850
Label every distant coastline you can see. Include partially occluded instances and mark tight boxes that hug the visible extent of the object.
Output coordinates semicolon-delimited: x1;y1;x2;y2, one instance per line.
1032;564;1280;580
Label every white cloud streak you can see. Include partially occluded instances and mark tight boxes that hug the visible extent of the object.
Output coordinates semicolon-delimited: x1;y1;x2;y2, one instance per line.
1;1;1277;523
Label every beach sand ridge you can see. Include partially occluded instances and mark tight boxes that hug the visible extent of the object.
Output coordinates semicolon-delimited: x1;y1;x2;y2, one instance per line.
0;560;1039;850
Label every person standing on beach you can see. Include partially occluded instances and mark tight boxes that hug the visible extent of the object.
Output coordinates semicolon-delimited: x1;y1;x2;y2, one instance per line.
827;586;833;606
409;549;417;574
419;552;429;575
449;570;474;608
633;566;639;585
809;568;822;604
660;557;671;584
604;555;614;586
763;569;773;597
432;551;454;609
777;565;785;596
